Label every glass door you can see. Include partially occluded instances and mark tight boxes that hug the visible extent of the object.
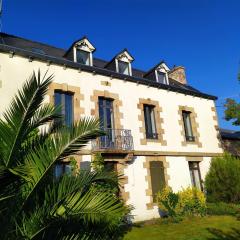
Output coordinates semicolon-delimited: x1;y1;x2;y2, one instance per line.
98;97;114;148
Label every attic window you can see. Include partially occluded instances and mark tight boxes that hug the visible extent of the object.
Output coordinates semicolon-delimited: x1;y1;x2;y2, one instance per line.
76;49;90;65
118;60;130;75
157;71;168;84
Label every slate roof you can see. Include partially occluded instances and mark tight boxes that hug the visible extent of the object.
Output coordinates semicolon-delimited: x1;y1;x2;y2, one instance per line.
220;129;240;140
0;32;217;100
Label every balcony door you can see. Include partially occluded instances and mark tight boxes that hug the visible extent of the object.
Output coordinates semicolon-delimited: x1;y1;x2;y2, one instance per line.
98;97;115;148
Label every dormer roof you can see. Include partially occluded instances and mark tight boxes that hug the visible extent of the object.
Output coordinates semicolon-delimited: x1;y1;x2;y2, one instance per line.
64;36;96;57
144;61;170;78
105;48;134;69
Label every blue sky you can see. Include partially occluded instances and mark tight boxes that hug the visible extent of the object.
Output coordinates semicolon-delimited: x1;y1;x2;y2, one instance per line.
2;0;240;130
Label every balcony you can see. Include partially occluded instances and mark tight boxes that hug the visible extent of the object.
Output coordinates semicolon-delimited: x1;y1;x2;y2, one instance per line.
92;128;134;152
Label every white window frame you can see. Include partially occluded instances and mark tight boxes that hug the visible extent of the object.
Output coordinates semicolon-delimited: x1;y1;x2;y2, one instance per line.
116;59;132;76
155;70;169;84
74;47;93;66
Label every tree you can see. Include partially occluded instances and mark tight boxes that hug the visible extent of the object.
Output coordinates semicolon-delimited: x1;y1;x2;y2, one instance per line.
205;153;240;203
0;71;128;240
224;74;240;125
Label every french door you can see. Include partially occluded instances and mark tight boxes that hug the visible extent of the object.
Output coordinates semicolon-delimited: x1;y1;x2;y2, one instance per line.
98;97;115;148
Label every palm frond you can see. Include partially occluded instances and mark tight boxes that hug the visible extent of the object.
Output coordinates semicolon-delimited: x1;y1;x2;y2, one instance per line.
20;118;103;211
0;70;54;167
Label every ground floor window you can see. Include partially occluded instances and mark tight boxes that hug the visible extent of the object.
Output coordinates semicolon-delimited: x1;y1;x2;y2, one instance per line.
54;162;72;179
188;161;203;190
149;161;166;203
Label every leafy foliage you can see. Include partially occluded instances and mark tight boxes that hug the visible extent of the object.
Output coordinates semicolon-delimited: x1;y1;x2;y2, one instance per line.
205;153;240;203
157;186;206;220
91;153;119;196
224;98;240;125
0;71;128;240
207;202;240;216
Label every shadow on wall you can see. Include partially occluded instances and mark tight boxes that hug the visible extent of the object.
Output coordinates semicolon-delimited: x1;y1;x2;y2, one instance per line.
208;228;240;240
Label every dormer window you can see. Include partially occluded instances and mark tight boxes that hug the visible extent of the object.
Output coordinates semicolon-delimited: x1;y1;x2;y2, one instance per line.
157;71;168;84
144;61;170;84
71;37;95;66
113;49;134;76
76;49;90;65
118;60;130;75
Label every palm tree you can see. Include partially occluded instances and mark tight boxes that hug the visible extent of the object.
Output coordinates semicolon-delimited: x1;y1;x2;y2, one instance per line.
0;71;128;240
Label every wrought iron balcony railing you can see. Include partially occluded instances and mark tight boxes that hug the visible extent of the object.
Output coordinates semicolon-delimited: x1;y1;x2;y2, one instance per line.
92;128;134;151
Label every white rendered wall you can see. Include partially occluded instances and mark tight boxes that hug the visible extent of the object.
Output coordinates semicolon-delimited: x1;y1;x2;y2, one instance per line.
0;53;222;155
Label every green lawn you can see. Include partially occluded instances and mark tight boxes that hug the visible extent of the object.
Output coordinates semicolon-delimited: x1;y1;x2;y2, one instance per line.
124;216;240;240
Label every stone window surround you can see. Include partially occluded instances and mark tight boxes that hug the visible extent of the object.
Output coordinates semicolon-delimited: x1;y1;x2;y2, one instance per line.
138;98;167;146
211;106;223;149
48;82;84;122
143;156;170;210
178;106;202;148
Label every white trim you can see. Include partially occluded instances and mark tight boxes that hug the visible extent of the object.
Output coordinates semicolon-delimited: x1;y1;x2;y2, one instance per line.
155;70;169;85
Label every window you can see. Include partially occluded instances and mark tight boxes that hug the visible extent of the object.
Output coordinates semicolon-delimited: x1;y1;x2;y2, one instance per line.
144;105;157;139
98;98;114;130
76;49;90;65
157;71;167;84
118;60;130;75
188;161;202;190
182;111;195;142
54;91;73;126
54;162;72;179
149;161;166;203
98;98;115;148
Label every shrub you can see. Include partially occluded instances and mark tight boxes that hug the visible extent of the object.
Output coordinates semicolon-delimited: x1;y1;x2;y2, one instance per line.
157;187;207;218
178;187;207;216
157;187;179;218
205;153;240;203
207;202;240;216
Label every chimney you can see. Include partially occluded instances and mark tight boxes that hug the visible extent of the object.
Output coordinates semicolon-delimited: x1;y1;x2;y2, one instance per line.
168;66;187;84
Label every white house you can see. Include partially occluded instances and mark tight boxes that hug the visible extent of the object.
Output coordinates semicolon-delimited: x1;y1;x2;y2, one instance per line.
0;33;223;221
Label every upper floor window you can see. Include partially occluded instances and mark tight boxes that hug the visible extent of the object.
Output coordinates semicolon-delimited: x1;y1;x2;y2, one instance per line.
188;161;203;190
118;60;130;75
182;111;195;142
54;91;73;126
157;71;168;84
98;97;114;130
144;104;157;139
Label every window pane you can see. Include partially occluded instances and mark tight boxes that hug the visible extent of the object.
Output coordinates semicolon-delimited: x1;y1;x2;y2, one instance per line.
149;161;166;203
188;161;202;190
193;169;202;190
65;93;73;126
54;163;72;179
54;91;73;126
77;50;90;65
183;111;194;140
157;72;166;84
98;98;114;129
118;61;129;75
144;105;157;139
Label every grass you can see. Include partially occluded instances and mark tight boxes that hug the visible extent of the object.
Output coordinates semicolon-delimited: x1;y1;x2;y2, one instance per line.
124;216;240;240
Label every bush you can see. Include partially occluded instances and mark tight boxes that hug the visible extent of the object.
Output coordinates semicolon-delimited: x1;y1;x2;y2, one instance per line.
178;187;206;216
207;202;240;216
157;187;207;219
157;187;179;218
205;153;240;203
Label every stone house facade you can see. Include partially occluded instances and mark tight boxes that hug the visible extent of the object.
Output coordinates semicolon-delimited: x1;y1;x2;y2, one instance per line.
0;33;223;221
